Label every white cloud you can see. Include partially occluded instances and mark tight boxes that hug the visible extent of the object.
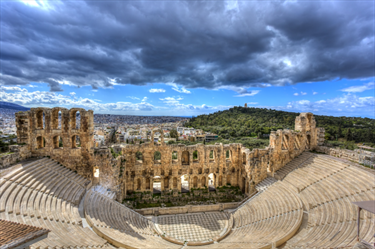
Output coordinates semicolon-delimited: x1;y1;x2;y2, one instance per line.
340;82;374;93
28;85;38;88
92;89;98;92
69;92;76;96
142;97;148;102
301;92;307;95
126;96;140;100
313;92;318;95
160;96;231;112
149;88;166;93
234;90;260;97
293;93;299;96
247;102;258;105
168;83;191;94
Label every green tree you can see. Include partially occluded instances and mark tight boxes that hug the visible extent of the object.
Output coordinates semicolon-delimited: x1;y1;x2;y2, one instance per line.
170;129;178;139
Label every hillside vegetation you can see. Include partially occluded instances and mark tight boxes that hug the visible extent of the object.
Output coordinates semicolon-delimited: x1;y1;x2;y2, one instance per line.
185;107;375;148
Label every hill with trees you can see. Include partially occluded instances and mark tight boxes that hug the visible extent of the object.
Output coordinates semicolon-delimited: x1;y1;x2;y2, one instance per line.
185;106;375;148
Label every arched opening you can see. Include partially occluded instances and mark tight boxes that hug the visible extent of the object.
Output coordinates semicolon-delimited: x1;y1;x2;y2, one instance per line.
219;175;222;186
154;151;161;164
136;178;141;190
36;110;44;129
71;135;80;148
146;177;151;190
226;150;231;161
294;136;300;150
231;167;236;173
52;109;62;129
153;176;161;193
209;150;214;161
182;151;189;165
94;167;99;178
70;110;81;130
193;150;198;162
201;176;206;188
192;176;198;188
208;173;214;189
53;136;61;149
164;177;169;190
173;177;178;189
198;168;202;174
36;136;45;149
136;151;143;163
227;175;231;186
172;151;178;163
242;153;246;165
181;174;189;193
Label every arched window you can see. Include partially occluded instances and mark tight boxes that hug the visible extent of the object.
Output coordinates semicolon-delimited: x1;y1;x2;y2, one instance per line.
172;151;178;163
209;150;214;161
36;110;44;129
193;150;198;162
146;178;150;190
154;151;161;164
181;174;189;191
136;151;143;163
137;178;141;190
94;167;99;178
226;150;231;161
36;136;45;149
193;176;198;188
70;110;81;130
52;136;62;149
201;176;206;188
182;151;189;165
71;135;80;148
198;168;202;174
208;173;214;187
52;109;62;129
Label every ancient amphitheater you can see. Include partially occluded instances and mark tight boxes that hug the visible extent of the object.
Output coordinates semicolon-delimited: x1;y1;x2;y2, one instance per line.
0;107;374;248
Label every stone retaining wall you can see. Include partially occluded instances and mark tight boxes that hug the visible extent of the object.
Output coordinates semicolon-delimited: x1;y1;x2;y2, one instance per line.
0;145;31;169
136;202;239;216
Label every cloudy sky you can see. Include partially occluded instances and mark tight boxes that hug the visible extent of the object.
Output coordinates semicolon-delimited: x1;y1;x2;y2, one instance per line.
0;0;374;117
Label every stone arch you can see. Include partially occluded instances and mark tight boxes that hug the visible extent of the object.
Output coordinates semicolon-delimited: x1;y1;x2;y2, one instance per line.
198;168;202;174
227;175;231;185
36;136;46;149
52;136;61;149
193;150;198;162
164;177;169;189
154;151;161;164
201;176;206;188
208;173;214;187
226;150;232;161
209;150;214;161
70;108;84;130
146;178;151;190
294;135;300;150
136;178;141;190
181;174;189;191
71;135;80;148
136;151;143;163
172;151;178;163
36;109;44;129
192;176;198;188
93;166;99;178
182;151;189;165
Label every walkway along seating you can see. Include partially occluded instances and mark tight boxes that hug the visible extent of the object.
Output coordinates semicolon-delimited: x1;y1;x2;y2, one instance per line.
0;158;113;249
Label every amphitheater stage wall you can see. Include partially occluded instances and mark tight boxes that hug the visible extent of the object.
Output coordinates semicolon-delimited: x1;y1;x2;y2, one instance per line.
135;202;239;216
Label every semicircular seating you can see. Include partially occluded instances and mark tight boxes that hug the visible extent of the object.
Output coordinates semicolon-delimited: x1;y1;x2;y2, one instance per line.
0;158;114;249
84;190;181;248
282;153;375;248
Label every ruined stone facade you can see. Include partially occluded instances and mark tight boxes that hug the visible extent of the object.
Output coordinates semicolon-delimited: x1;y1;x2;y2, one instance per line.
15;108;324;202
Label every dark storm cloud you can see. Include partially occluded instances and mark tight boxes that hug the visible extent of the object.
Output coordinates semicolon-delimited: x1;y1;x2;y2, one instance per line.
0;0;373;92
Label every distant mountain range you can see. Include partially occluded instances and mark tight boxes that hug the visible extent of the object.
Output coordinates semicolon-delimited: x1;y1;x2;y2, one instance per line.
0;101;30;111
